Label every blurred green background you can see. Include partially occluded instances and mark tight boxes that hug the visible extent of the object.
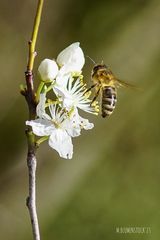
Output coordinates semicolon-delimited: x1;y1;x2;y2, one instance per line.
0;0;160;239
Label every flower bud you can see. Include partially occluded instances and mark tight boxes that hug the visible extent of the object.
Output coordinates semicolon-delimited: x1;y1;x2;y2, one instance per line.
57;42;85;73
38;59;59;81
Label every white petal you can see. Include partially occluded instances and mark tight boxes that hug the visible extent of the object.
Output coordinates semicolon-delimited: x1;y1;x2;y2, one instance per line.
63;117;81;137
67;126;81;137
70;109;94;130
49;129;73;159
26;119;55;136
38;59;59;81
53;85;74;110
63;98;74;110
54;71;71;89
78;116;94;130
36;93;51;120
57;42;85;73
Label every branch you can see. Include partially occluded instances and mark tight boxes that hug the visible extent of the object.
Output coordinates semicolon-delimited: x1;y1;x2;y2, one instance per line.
22;1;44;240
28;0;44;72
26;130;40;240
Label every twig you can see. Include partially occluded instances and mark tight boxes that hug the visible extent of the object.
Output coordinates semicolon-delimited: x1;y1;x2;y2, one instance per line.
21;1;44;240
26;130;40;240
28;0;44;72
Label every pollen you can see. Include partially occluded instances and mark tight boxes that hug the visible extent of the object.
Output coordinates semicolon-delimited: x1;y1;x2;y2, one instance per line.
52;120;60;128
84;91;91;98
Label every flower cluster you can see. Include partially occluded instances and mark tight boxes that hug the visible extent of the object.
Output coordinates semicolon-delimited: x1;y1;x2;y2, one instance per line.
26;42;99;159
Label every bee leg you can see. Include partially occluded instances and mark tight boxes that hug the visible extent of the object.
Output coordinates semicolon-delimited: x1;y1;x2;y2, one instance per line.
90;88;100;105
85;84;97;93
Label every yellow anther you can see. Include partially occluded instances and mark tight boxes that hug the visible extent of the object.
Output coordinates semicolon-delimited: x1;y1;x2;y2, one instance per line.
52;120;60;128
85;91;91;98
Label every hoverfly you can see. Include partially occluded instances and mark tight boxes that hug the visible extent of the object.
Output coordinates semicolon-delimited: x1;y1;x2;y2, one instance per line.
87;58;136;118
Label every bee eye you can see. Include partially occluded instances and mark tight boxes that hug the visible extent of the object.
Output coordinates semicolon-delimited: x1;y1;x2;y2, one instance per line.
93;66;98;71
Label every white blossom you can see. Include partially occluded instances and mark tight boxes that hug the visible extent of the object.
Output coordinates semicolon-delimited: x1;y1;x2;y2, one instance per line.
54;75;99;115
32;42;98;159
36;93;50;120
26;104;75;159
69;108;94;131
57;42;85;74
38;59;58;82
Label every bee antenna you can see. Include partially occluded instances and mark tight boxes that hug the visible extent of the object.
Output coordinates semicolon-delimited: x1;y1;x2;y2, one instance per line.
86;55;96;65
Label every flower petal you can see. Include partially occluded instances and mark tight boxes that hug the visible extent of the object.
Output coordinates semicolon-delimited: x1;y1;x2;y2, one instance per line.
49;129;73;159
78;116;94;130
54;75;98;115
38;59;59;81
36;93;51;120
57;42;85;73
63;117;81;137
26;119;55;136
53;84;74;110
55;70;71;88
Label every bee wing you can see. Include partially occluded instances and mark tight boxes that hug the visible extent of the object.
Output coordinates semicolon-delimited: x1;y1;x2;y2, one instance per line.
114;78;141;90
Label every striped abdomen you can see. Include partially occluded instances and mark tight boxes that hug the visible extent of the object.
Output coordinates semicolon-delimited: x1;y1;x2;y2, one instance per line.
101;86;117;118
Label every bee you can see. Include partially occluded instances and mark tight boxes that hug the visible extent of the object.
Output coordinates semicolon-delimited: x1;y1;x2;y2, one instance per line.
88;61;135;118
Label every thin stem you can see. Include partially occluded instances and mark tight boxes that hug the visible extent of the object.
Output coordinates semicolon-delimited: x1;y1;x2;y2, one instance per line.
23;1;44;240
26;130;40;240
46;83;55;93
36;136;49;146
36;81;45;102
28;0;44;71
27;154;39;240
